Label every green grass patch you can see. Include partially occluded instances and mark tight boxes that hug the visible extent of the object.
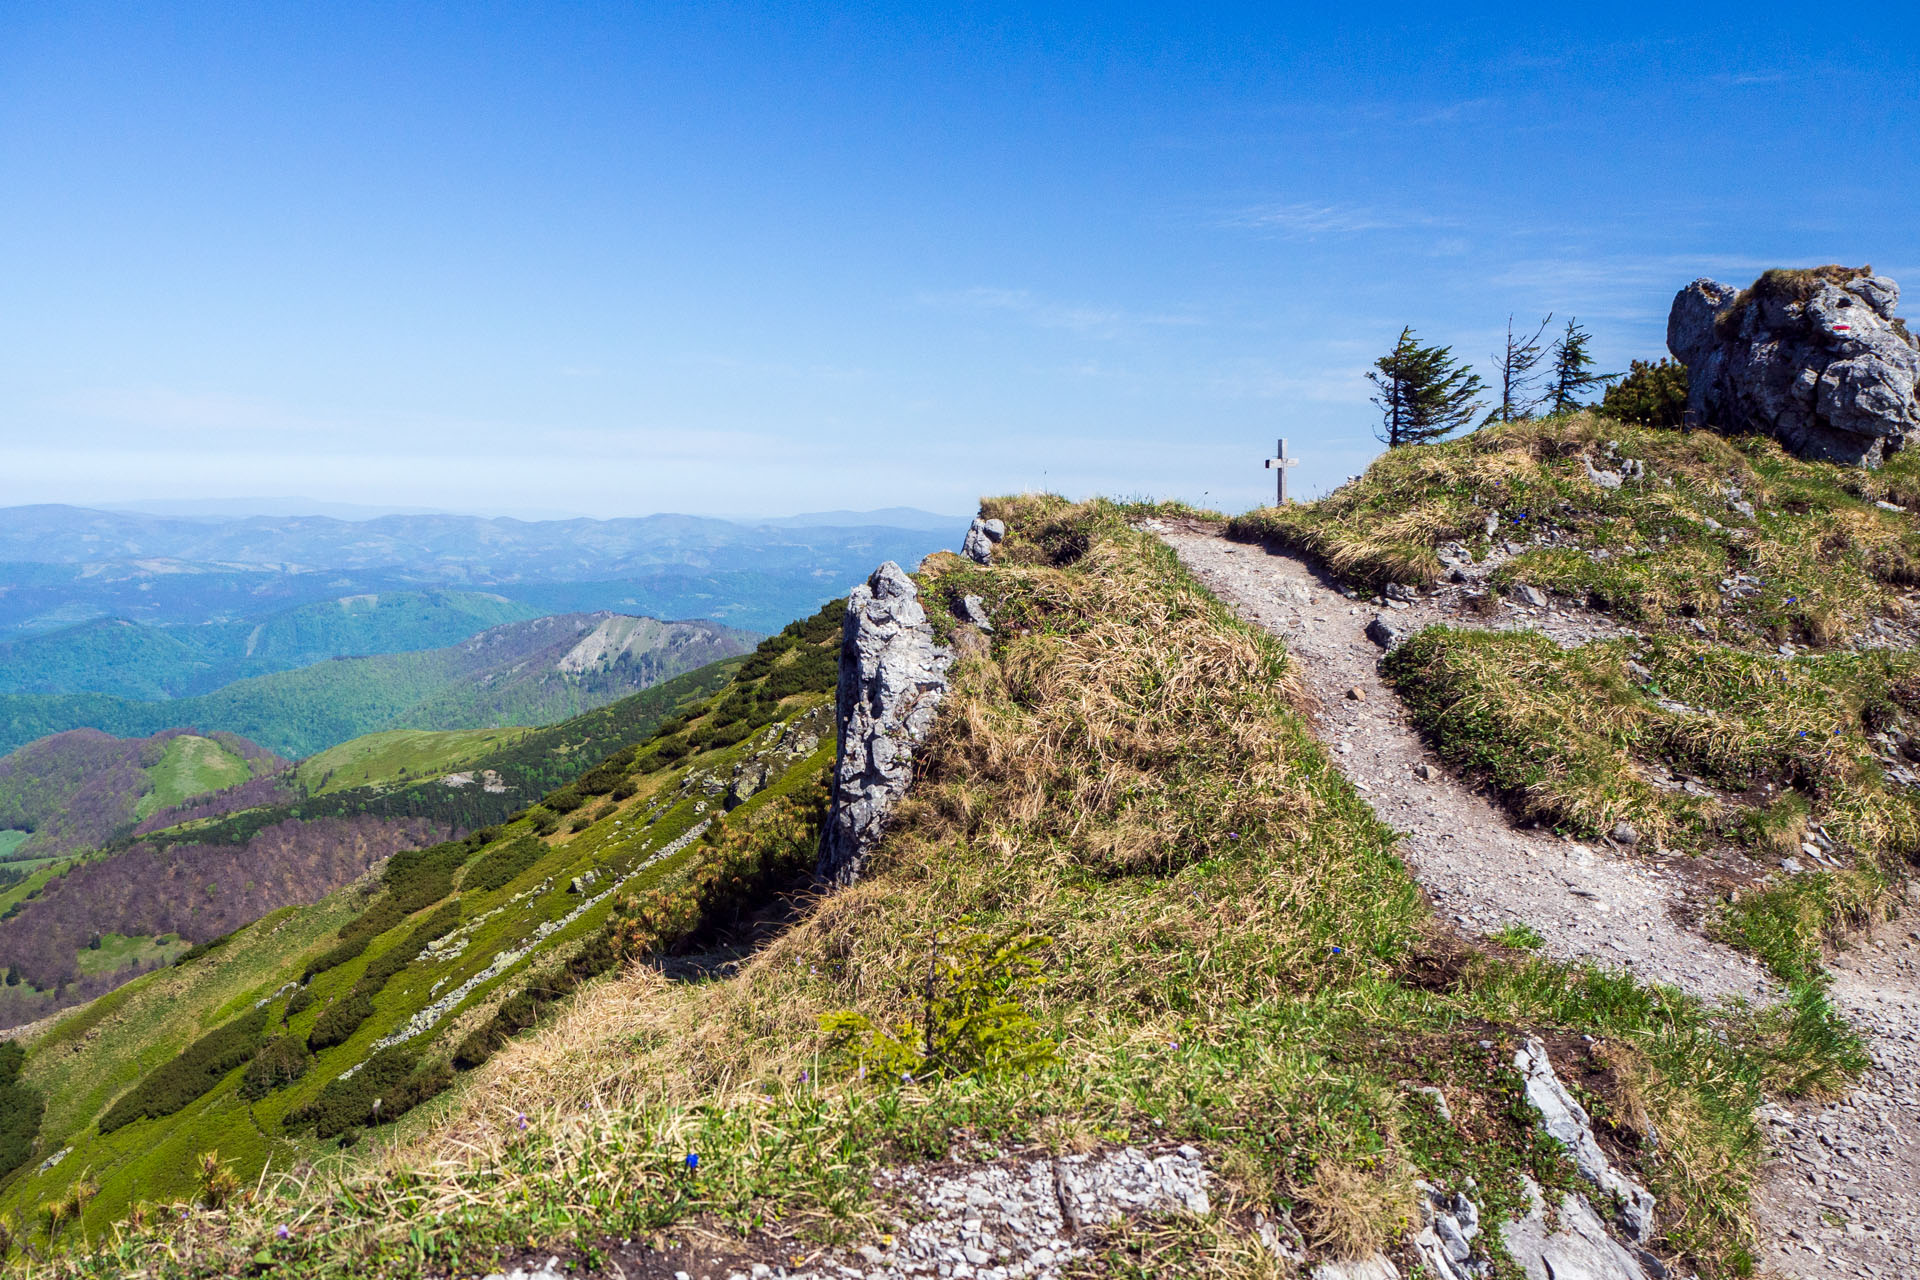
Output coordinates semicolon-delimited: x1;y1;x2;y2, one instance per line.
293;727;529;796
75;933;190;978
1228;412;1920;651
0;830;28;860
134;735;253;820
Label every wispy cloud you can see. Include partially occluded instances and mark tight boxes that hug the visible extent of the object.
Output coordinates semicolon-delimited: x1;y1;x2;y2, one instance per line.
1223;201;1454;239
921;287;1203;336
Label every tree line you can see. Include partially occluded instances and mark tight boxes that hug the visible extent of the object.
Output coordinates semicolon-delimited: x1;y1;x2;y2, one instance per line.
1367;315;1685;449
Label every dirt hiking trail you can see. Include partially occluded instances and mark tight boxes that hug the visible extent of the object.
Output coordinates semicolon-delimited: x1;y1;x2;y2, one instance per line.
1144;520;1920;1278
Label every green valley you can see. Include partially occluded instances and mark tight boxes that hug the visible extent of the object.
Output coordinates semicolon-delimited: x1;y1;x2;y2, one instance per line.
0;612;756;757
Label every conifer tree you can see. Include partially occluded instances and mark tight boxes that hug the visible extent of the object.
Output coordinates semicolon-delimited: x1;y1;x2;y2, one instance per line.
1544;318;1616;414
1369;327;1487;448
1485;314;1553;424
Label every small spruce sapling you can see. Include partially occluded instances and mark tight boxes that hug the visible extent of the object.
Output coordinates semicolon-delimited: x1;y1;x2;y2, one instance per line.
1368;327;1487;448
1544;318;1617;415
820;928;1057;1081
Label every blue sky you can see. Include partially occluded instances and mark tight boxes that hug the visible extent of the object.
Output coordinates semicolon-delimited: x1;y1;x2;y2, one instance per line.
2;3;1916;518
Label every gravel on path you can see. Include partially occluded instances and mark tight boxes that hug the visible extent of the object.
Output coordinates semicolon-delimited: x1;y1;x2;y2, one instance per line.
1147;521;1773;1004
1754;919;1920;1278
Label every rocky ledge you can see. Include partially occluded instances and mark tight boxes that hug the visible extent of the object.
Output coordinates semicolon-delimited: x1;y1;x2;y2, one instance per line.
1668;267;1919;466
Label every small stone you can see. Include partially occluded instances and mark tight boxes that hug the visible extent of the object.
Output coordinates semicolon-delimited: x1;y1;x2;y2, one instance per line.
1610;821;1638;847
955;594;993;631
1347;686;1366;701
1514;583;1549;608
1415;763;1435;781
1366;615;1403;648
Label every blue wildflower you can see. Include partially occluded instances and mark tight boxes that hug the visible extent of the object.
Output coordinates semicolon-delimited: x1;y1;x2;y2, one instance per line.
686;1152;700;1171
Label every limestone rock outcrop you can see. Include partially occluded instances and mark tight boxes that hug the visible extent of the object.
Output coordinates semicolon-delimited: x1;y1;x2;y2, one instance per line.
1513;1038;1657;1242
1667;268;1920;465
962;516;1006;564
815;562;953;886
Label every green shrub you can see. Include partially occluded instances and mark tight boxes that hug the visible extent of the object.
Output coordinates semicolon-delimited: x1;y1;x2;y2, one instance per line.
463;834;546;894
99;1007;269;1134
380;839;471;911
239;1035;313;1099
765;645;838;700
0;1042;43;1180
285;985;314;1019
285;1047;453;1139
542;787;586;815
306;990;374;1052
1600;358;1689;429
820;930;1057;1082
175;931;235;966
530;808;561;836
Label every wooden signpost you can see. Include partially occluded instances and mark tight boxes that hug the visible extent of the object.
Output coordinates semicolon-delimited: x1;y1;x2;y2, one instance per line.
1264;438;1299;505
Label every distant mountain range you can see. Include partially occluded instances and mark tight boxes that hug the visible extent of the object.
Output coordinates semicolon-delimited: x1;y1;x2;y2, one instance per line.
0;612;755;757
0;504;958;575
0;504;959;636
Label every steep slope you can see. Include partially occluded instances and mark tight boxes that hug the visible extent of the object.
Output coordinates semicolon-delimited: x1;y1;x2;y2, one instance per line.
0;612;756;757
0;591;541;700
0;604;843;1233
0;729;281;863
27;500;1858;1280
0;658;744;1031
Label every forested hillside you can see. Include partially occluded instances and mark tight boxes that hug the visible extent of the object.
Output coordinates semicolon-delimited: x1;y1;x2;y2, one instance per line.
0;591;540;699
0;729;281;863
0;612;755;756
0;657;740;1029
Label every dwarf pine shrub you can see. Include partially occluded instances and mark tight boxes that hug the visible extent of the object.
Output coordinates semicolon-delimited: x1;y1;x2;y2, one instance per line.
820;929;1058;1082
100;1007;269;1133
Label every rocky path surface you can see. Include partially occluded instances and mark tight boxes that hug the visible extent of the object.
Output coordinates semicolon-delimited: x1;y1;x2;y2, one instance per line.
1142;520;1920;1280
1147;521;1772;1003
1754;924;1920;1278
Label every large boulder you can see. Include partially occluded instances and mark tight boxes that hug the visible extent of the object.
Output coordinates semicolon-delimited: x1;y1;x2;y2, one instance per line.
815;562;954;886
1667;267;1920;465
